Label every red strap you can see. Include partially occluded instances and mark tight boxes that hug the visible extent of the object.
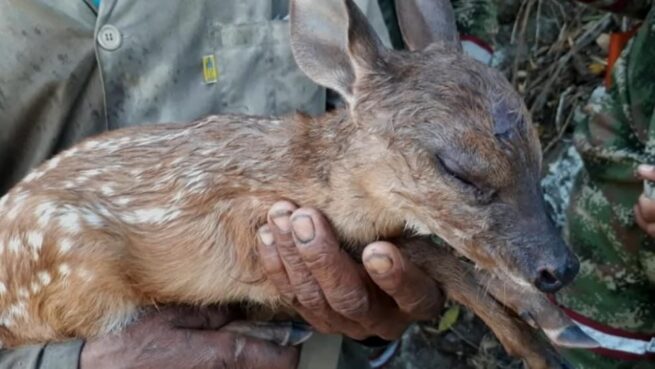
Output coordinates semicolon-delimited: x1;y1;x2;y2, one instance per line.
459;35;494;54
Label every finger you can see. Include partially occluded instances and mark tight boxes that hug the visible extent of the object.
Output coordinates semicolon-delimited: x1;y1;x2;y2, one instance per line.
290;208;371;321
268;203;325;310
363;242;444;320
203;331;300;369
257;224;295;300
637;194;655;223
221;320;314;346
170;304;237;330
635;204;655;237
638;164;655;181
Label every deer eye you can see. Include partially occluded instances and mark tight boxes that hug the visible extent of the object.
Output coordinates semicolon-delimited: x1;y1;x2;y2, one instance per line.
436;156;476;188
436;155;497;203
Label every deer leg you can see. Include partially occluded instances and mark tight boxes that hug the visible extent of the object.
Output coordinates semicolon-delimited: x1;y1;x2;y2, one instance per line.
398;238;572;369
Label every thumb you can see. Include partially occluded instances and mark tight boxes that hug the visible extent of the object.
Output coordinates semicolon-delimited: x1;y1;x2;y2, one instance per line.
637;164;655;181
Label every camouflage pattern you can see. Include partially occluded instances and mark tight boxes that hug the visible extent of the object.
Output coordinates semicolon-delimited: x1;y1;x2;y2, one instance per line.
576;0;653;19
450;0;498;45
377;0;498;48
545;4;655;368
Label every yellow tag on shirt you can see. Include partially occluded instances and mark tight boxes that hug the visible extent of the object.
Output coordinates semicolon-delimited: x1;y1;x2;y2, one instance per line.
202;55;218;84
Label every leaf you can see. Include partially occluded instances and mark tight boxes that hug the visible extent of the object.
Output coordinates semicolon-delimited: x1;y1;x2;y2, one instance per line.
588;62;606;75
436;304;460;334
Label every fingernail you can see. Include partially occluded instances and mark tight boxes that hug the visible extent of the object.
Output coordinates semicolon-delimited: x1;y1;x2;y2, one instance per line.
291;215;315;243
364;253;393;275
639;164;655;175
272;211;292;233
258;226;274;246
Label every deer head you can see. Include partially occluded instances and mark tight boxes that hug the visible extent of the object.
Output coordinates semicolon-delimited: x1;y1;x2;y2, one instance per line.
289;0;579;293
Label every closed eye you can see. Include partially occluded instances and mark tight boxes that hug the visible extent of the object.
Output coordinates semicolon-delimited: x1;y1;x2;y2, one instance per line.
436;155;497;203
436;155;476;188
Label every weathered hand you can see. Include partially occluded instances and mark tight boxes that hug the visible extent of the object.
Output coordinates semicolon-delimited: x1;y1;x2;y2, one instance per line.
80;305;299;369
635;165;655;237
257;201;444;341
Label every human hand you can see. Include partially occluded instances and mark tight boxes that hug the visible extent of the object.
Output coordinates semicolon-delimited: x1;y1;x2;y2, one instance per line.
635;164;655;237
80;305;299;369
256;201;444;341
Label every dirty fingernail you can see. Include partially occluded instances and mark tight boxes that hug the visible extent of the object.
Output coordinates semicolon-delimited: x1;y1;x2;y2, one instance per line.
258;226;274;246
365;253;393;275
291;215;315;243
272;211;292;233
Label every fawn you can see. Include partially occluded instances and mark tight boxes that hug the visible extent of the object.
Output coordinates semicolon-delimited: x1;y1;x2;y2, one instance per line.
0;0;597;367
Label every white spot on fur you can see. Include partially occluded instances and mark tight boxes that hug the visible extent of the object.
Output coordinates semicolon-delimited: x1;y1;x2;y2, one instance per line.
78;268;94;282
46;157;60;170
116;197;131;206
101;185;114;196
23;170;44;182
83;140;100;150
0;316;13;327
26;231;43;253
37;271;52;286
76;169;102;184
8;237;21;254
30;282;41;294
62;147;79;158
58;212;81;233
63;181;76;189
36;201;57;227
124;208;181;225
58;264;72;277
58;238;73;254
8;302;27;318
0;282;6;295
81;209;104;228
17;288;29;299
0;195;8;209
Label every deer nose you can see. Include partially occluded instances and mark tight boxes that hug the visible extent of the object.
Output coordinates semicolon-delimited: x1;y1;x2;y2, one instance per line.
534;257;579;293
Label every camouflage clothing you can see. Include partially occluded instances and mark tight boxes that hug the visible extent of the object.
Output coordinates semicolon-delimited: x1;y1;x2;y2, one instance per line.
547;4;655;368
378;0;498;48
450;0;498;45
576;0;653;19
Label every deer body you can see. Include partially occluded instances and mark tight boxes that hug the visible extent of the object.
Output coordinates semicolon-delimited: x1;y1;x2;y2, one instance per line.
0;110;416;346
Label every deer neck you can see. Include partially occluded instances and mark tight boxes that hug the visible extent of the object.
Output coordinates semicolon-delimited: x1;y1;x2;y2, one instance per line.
281;109;406;247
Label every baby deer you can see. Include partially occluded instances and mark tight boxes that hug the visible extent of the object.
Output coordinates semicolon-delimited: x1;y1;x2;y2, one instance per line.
0;0;596;367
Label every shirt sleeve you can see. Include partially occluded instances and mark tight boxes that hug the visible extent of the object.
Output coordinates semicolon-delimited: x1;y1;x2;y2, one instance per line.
0;340;84;369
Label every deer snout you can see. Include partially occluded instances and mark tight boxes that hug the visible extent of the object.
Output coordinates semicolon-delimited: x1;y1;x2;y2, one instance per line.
533;249;580;293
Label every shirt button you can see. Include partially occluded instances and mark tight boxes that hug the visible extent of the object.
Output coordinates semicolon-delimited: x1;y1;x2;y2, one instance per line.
97;25;122;51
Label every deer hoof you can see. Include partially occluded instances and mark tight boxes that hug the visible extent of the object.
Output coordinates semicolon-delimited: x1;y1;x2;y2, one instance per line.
545;325;599;349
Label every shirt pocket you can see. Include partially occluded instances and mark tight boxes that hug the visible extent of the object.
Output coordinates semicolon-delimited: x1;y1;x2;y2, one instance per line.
213;20;326;117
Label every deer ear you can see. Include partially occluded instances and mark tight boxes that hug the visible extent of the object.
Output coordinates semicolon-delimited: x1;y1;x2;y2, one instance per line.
395;0;460;51
290;0;384;105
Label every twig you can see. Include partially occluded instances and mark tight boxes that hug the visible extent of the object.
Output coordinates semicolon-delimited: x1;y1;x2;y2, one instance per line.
535;0;544;45
512;0;536;87
555;86;574;131
543;108;575;154
529;13;612;115
450;326;480;350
